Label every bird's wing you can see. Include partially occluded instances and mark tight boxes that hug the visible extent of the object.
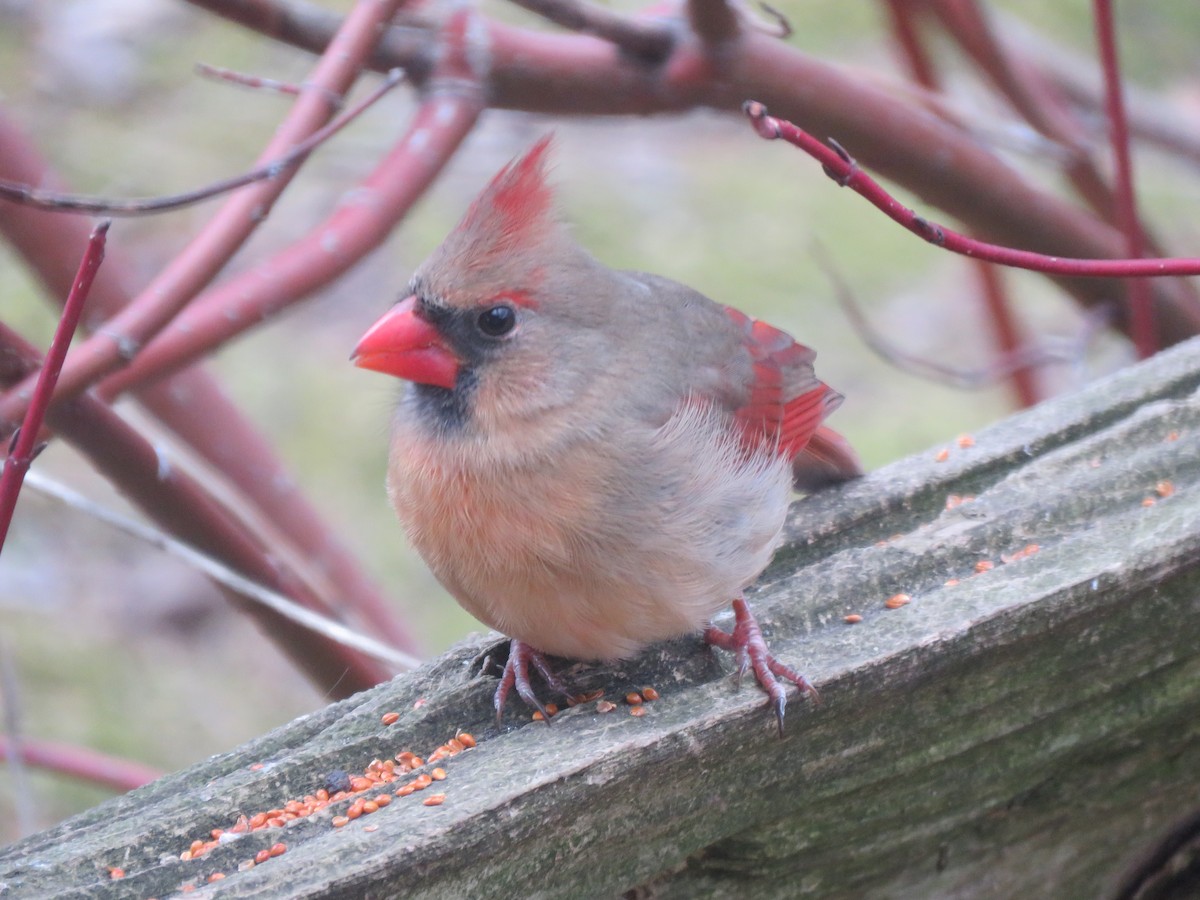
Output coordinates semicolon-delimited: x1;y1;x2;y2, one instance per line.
722;306;844;463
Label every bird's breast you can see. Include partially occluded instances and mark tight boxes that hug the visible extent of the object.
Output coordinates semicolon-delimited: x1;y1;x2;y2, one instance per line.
386;404;792;660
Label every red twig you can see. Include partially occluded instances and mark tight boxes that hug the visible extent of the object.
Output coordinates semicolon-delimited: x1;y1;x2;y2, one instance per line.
0;107;421;657
101;97;483;396
882;0;1037;407
0;736;162;794
743;102;1200;279
0;0;409;429
0;222;107;555
195;61;305;95
1092;0;1154;359
883;0;938;86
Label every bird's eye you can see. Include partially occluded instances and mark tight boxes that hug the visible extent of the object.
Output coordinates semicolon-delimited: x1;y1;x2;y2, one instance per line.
476;304;516;337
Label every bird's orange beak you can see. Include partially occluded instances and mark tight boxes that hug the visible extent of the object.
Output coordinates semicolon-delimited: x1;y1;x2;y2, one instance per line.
351;295;460;390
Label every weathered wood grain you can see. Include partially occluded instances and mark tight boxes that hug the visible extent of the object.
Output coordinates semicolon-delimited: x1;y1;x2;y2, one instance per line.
1;337;1197;899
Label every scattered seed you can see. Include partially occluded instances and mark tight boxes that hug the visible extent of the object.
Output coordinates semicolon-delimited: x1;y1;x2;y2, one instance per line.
641;687;660;702
381;712;400;726
844;614;863;624
396;784;416;797
625;692;644;706
957;434;975;448
249;763;265;771
945;578;960;587
531;710;544;721
413;697;427;709
1142;497;1156;507
423;794;446;807
374;794;392;807
629;705;647;717
975;560;994;573
269;843;286;858
885;593;911;610
362;800;379;815
1156;480;1174;498
945;494;963;510
457;732;476;749
364;824;379;833
596;700;617;713
108;867;126;880
1166;430;1180;442
332;815;350;828
431;768;447;781
255;848;272;863
934;448;950;463
208;873;225;883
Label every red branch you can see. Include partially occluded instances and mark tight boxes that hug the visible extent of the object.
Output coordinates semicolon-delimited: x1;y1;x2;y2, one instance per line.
0;222;107;554
0;0;410;428
743;102;1200;279
0;736;162;794
882;0;1038;408
97;19;486;397
1092;0;1154;359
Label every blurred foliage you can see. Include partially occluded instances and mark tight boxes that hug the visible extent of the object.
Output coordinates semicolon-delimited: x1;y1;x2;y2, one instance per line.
0;0;1196;842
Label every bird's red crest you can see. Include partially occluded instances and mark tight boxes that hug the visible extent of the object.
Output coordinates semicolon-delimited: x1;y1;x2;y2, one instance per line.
455;135;556;257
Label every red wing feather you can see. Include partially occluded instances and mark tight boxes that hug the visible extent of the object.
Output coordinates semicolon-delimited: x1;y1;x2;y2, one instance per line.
723;307;841;462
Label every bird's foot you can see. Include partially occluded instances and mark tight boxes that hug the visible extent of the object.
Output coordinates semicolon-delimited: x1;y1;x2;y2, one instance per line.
703;597;818;736
494;639;574;725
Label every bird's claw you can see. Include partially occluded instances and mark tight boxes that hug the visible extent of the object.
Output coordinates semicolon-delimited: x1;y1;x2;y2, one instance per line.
494;639;573;726
704;597;818;736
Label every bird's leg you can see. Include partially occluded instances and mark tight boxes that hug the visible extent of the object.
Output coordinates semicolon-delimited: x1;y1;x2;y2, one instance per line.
494;638;574;726
703;597;819;736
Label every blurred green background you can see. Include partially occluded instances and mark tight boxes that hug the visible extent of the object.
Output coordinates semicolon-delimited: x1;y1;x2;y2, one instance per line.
0;0;1197;840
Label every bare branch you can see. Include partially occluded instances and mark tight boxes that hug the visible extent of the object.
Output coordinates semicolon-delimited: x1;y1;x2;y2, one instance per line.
0;222;107;554
0;70;403;216
22;470;421;672
744;102;1200;279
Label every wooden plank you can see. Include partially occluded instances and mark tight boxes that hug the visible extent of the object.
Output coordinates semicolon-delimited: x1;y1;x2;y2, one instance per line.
1;337;1198;899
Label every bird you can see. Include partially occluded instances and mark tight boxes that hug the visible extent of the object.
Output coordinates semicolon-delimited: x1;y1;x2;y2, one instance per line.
352;136;862;733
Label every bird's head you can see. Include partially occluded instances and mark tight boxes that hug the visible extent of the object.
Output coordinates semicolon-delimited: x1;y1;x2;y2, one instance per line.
352;137;614;437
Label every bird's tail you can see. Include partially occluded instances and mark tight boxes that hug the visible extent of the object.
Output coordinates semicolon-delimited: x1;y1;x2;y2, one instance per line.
791;426;864;492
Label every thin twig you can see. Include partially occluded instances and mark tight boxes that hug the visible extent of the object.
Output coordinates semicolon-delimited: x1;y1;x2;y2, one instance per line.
0;221;107;554
22;469;421;672
1092;0;1154;358
814;243;1110;389
744;101;1200;279
196;61;304;95
0;70;404;216
882;0;1038;407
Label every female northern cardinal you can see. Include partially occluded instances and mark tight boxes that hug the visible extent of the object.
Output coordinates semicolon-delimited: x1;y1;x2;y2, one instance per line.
353;137;861;732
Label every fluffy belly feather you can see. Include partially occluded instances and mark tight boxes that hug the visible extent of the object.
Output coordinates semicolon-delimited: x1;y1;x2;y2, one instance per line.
387;406;793;660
